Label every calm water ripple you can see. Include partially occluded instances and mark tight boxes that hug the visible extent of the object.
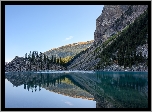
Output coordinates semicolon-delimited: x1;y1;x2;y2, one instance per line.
5;71;148;108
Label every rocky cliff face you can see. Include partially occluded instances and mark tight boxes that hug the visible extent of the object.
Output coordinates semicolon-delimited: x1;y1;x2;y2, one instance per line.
94;5;148;43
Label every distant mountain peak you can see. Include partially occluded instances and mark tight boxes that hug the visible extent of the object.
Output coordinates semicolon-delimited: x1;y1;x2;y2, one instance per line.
44;40;94;58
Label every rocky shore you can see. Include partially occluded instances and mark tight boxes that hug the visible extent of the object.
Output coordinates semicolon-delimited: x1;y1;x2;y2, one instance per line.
100;63;148;72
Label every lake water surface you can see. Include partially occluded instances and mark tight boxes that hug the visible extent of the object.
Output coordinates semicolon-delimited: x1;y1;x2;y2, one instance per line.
5;71;148;108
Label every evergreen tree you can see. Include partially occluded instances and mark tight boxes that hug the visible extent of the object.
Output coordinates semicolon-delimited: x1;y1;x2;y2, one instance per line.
39;52;43;70
59;57;62;65
36;51;39;59
51;55;53;63
32;51;35;62
44;54;46;64
25;53;27;59
46;56;50;70
54;56;56;64
29;51;31;58
56;58;59;64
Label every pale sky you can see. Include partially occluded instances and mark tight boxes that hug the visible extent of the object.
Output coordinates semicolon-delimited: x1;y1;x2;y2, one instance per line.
5;5;104;62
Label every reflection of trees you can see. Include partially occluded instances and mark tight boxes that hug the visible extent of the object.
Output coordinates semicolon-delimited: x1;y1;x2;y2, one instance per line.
62;72;148;108
5;72;72;92
24;84;26;89
5;71;148;108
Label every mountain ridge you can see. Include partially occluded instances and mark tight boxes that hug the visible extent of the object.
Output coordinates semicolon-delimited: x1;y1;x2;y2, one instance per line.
44;40;94;58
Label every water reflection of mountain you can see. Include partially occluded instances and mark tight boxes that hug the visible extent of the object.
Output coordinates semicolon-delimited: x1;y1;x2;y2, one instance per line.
5;72;94;100
5;71;148;108
66;72;148;108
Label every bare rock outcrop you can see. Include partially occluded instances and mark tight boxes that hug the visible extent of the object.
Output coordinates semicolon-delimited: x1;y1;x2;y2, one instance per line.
94;5;148;43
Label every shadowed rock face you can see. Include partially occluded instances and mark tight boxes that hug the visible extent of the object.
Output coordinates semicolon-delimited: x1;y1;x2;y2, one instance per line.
94;5;148;43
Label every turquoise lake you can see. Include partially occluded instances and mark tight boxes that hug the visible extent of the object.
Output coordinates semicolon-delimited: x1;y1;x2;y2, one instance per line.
5;71;148;108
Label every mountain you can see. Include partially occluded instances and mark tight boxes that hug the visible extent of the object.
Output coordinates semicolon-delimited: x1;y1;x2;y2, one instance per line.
5;40;94;72
5;5;148;72
44;40;94;59
67;5;148;71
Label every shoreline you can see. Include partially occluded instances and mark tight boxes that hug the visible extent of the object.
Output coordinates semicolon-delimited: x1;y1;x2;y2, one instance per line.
5;70;148;73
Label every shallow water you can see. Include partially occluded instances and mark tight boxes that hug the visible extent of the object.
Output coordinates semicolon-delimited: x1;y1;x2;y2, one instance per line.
5;71;148;108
